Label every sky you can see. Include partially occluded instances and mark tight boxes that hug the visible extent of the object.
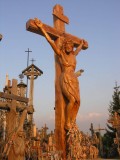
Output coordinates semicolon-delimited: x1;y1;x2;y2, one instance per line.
0;0;120;134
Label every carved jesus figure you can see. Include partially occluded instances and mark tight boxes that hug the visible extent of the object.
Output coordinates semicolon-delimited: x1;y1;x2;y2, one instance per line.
34;18;86;130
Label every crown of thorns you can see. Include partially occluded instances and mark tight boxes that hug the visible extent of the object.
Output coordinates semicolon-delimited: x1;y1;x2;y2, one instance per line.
62;38;74;47
64;39;73;44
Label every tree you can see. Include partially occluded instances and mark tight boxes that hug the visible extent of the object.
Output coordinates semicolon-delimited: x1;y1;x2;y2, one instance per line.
108;82;120;115
102;82;120;158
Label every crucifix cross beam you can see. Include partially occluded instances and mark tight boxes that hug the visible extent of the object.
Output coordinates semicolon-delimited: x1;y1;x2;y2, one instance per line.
26;19;88;49
0;92;28;103
0;79;28;111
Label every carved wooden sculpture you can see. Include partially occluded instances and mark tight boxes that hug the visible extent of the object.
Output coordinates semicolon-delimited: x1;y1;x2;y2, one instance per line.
26;4;88;158
34;18;86;130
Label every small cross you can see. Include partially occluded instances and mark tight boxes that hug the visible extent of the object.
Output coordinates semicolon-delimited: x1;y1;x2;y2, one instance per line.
43;124;48;136
90;123;94;137
19;73;24;82
30;58;36;64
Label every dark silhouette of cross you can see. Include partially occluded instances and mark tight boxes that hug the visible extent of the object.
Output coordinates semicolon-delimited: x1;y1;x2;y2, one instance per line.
25;48;32;67
30;58;36;64
25;48;32;97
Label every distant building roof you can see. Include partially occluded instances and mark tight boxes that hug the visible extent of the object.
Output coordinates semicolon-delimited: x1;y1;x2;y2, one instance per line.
17;82;27;88
22;64;43;75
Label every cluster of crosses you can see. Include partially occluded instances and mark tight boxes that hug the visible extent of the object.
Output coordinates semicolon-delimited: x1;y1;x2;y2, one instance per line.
0;62;43;159
0;3;92;160
108;111;120;155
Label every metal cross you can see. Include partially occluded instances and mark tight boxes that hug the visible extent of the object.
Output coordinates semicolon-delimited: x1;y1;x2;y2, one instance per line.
25;48;32;97
30;58;36;64
25;48;32;67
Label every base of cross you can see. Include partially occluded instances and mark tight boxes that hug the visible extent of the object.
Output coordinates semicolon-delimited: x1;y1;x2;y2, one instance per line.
66;122;99;159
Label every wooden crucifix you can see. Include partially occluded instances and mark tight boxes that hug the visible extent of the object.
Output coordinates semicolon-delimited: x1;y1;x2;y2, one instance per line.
26;4;88;157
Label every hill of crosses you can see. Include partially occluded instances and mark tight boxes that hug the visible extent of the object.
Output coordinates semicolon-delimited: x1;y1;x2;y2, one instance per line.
0;4;105;160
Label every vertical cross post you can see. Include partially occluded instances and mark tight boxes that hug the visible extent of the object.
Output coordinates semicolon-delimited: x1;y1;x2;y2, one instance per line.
25;48;32;67
25;48;32;97
22;64;43;131
95;124;106;157
6;79;18;140
53;5;69;156
90;123;94;137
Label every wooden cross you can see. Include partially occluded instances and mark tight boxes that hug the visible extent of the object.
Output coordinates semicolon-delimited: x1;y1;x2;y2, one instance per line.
94;124;106;134
89;123;94;137
0;79;28;111
43;123;48;137
94;124;106;156
26;4;88;157
0;79;29;138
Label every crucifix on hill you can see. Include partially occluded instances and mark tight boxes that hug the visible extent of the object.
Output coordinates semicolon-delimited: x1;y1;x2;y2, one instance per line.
26;4;88;157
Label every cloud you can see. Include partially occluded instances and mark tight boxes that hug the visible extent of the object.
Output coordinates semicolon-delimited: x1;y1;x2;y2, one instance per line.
77;112;107;122
77;112;108;133
88;112;102;118
34;111;108;133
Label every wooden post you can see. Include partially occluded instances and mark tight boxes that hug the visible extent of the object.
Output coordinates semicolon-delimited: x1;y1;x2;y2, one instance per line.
53;5;69;157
